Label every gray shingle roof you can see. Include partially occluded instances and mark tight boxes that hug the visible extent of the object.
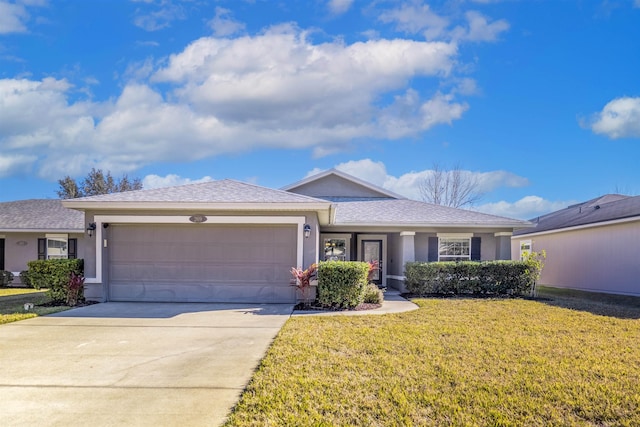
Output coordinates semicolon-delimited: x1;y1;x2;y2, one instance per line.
0;199;84;231
514;194;640;236
333;199;530;227
65;179;327;204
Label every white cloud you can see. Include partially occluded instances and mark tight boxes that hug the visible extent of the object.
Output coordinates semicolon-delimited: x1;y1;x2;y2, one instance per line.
476;196;575;220
306;159;529;202
0;26;471;180
142;174;214;189
378;2;449;40
0;1;28;34
588;97;640;139
133;1;186;31
327;0;353;15
635;0;640;8
0;153;37;177
208;7;245;37
451;11;509;42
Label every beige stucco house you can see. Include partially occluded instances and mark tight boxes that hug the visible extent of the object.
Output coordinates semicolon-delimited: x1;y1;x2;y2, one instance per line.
2;170;530;302
512;194;640;296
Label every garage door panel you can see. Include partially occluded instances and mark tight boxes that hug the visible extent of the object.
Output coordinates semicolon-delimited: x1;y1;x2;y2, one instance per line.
108;224;297;303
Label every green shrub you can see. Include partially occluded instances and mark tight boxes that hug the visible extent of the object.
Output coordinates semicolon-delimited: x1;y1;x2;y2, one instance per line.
25;259;84;303
317;261;370;309
405;261;534;296
1;270;14;286
19;270;32;288
363;283;384;304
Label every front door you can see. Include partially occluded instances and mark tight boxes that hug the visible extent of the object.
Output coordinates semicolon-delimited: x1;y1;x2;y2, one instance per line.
362;239;382;286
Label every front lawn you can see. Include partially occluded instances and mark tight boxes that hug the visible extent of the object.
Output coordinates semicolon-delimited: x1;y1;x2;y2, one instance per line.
225;293;640;426
0;288;71;324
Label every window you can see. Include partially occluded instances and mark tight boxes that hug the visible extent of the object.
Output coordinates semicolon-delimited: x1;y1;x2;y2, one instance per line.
438;237;471;261
324;238;347;261
520;240;532;260
38;234;76;260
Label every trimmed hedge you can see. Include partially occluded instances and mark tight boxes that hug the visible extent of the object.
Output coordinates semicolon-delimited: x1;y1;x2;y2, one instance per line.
404;261;534;296
25;259;84;303
317;261;370;308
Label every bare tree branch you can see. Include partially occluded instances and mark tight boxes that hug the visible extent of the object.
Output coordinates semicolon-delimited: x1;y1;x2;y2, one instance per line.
419;163;483;208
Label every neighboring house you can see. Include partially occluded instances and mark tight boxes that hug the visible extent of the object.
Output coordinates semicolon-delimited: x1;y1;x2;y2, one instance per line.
56;169;530;303
0;200;85;282
511;194;640;296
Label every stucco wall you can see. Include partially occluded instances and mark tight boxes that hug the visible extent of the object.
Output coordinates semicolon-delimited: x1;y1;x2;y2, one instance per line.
511;220;640;296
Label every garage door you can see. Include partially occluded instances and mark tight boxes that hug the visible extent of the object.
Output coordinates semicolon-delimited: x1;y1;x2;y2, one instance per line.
108;224;297;303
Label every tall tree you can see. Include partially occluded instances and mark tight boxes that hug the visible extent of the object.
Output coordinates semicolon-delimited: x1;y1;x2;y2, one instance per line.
56;168;143;199
419;163;483;208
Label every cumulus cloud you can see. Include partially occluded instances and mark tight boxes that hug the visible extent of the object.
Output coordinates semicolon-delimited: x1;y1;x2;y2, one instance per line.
142;173;214;189
327;0;353;15
208;7;245;37
588;97;640;139
0;23;475;180
378;1;449;40
476;196;575;220
306;159;529;202
0;1;28;33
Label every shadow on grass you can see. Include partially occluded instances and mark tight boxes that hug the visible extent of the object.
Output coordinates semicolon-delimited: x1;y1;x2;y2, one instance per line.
535;286;640;320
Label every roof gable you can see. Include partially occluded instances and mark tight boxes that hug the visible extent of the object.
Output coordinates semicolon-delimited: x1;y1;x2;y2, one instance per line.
282;169;403;200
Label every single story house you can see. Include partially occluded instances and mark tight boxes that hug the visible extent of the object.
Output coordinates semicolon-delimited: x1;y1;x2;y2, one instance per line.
511;194;640;296
3;170;531;302
0;199;85;283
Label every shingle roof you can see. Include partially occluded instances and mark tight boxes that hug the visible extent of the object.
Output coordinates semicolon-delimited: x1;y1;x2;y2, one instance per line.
333;199;530;227
0;199;84;231
64;179;328;204
514;194;640;236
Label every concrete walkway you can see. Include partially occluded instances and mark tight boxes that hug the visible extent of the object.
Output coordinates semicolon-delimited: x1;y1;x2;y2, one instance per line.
291;289;419;317
0;302;293;427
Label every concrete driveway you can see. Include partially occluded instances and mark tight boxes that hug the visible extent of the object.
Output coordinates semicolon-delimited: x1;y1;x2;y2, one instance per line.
0;302;294;427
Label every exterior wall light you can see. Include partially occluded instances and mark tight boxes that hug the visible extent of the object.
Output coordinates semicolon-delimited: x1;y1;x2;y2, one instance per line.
303;224;312;238
86;222;97;237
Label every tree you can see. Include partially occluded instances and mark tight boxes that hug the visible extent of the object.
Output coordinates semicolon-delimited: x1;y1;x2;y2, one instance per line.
56;168;143;199
419;163;483;208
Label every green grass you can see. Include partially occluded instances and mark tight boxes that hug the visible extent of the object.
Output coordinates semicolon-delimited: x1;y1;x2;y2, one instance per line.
225;292;640;426
0;288;70;324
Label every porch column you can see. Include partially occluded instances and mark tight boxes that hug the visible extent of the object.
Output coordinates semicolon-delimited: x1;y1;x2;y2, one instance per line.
396;231;416;292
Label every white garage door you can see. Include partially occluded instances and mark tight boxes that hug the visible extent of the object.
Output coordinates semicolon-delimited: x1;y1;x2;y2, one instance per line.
108;224;297;303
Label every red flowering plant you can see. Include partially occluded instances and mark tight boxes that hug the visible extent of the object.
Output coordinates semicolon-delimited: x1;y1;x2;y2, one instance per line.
290;263;318;307
66;272;85;306
367;260;379;282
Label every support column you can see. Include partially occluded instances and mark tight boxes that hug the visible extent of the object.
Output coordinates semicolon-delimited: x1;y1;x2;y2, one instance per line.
396;231;416;292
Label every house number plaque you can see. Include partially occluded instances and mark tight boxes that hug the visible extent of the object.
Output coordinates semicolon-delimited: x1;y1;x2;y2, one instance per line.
189;215;208;223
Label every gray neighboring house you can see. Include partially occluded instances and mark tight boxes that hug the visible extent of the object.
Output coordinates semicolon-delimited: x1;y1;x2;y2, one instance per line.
56;169;530;303
0;200;85;282
511;194;640;296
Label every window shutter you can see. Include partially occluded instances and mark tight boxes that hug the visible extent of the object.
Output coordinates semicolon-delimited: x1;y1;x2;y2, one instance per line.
37;238;46;260
68;238;77;259
0;238;5;270
428;237;438;262
471;237;481;261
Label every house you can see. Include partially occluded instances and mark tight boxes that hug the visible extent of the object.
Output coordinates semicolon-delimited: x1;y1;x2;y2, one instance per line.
511;194;640;296
0;199;85;283
2;170;531;302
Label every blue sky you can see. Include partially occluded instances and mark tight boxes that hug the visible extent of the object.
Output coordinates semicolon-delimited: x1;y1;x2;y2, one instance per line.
1;0;639;219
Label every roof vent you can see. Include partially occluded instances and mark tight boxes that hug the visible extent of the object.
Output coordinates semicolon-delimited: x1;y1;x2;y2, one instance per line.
594;205;600;210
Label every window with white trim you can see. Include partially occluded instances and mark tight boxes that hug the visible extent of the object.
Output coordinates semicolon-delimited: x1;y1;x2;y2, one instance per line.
519;240;532;260
438;237;471;261
45;234;68;259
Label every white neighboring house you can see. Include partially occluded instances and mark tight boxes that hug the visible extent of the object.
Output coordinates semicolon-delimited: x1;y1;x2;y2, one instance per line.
512;194;640;296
